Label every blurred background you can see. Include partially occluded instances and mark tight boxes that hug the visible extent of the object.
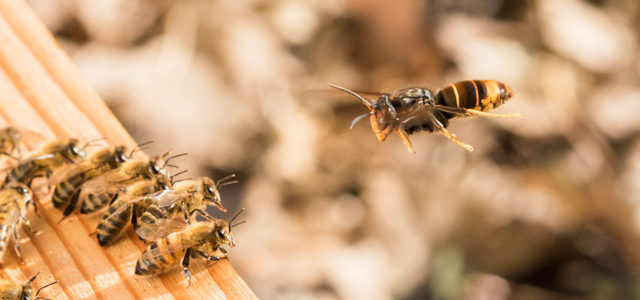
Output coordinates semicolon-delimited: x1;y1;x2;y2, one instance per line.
28;0;640;299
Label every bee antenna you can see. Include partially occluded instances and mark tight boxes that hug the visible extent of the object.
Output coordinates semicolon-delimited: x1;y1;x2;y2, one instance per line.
350;112;373;129
166;164;180;169
230;220;247;230
171;170;189;184
27;271;40;284
216;174;238;189
228;208;245;232
328;83;373;109
87;137;106;144
164;153;188;166
0;151;19;160
129;140;154;156
35;280;58;297
173;178;193;184
82;137;106;149
218;180;239;189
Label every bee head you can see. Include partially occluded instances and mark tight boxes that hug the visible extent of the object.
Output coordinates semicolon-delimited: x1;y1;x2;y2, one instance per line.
155;175;173;190
5;127;20;147
22;272;38;300
151;151;187;175
113;146;130;164
23;272;58;300
7;182;31;196
214;221;235;247
221;208;246;247
202;177;225;212
67;139;86;160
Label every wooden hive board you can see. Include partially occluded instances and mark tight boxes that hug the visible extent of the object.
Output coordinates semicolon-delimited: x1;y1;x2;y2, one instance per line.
0;0;256;299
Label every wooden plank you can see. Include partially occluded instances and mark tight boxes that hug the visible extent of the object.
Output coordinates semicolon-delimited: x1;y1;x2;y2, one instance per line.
0;0;133;146
0;0;256;299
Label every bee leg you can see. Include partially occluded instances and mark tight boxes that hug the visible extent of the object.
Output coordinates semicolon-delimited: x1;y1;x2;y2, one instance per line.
181;202;193;225
438;127;474;152
131;206;138;231
464;109;523;119
0;151;18;160
25;198;40;217
12;224;23;262
20;215;36;234
190;208;210;221
197;251;220;261
62;188;82;217
182;248;192;286
393;128;415;153
109;192;118;206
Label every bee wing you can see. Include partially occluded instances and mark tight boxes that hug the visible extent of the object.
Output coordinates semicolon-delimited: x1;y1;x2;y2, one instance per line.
110;190;187;217
77;169;131;202
0;153;56;173
49;161;97;186
140;232;203;261
12;127;46;145
153;190;191;208
135;218;189;241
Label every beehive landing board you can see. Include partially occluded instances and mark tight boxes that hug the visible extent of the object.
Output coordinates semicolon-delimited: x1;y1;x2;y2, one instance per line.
0;0;256;299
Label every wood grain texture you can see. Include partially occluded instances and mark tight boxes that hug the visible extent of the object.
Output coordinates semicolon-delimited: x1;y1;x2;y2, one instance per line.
0;1;256;299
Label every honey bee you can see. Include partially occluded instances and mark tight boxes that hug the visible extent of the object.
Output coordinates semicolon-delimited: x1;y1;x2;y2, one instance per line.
330;80;522;153
133;175;236;238
0;127;23;159
0;272;58;300
50;141;153;216
0;183;35;261
2;139;88;187
0;127;45;160
50;146;132;212
63;150;185;218
95;173;173;246
98;174;235;246
135;209;244;283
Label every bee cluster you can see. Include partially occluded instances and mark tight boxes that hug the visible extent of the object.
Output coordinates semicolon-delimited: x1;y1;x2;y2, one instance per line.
0;127;242;287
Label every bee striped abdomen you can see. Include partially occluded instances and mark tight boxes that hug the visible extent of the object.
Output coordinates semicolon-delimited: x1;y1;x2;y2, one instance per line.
52;173;86;209
96;201;132;246
138;204;171;229
436;80;509;114
135;233;186;275
3;163;36;186
81;192;114;213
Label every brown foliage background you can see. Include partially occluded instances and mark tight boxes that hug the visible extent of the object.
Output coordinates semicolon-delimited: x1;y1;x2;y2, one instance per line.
30;0;640;298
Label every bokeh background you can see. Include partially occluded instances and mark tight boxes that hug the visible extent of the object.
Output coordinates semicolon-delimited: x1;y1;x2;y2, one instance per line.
29;0;640;299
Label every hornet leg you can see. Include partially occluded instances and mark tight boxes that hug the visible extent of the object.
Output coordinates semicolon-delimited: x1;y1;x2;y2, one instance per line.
438;127;474;152
465;108;523;119
430;115;474;152
393;128;415;154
